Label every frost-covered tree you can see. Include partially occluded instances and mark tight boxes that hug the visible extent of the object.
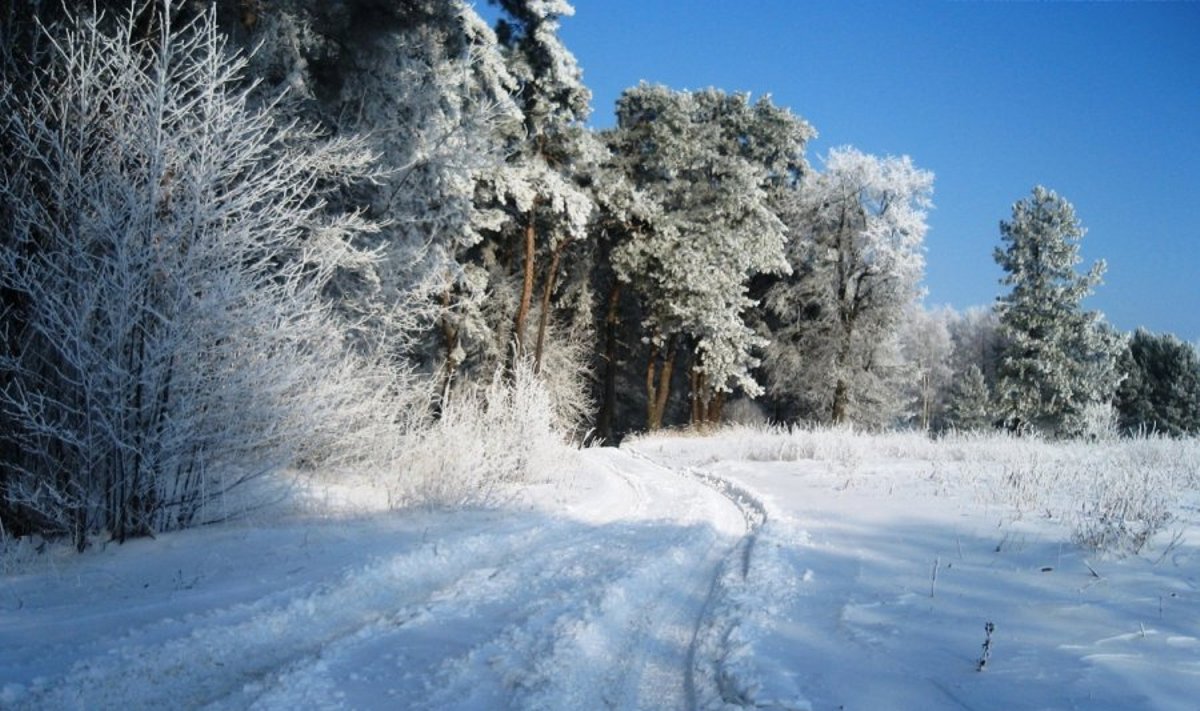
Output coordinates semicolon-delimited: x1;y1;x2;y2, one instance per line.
1114;329;1200;436
583;139;658;440
765;147;933;425
317;1;523;383
899;306;954;430
946;306;1004;390
993;186;1121;436
609;84;814;429
169;1;525;383
0;5;390;546
481;0;597;370
943;364;994;432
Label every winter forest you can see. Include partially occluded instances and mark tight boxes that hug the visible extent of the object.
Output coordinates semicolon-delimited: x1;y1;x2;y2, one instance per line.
4;3;1200;709
2;0;1199;546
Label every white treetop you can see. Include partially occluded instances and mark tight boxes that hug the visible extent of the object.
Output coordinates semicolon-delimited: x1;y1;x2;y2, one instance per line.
766;146;933;424
611;85;814;404
993;186;1120;435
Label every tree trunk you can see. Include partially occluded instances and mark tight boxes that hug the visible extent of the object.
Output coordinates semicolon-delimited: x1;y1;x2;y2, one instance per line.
690;369;711;426
921;373;932;431
597;283;622;442
646;342;659;429
831;379;850;424
648;336;676;430
534;237;570;373
708;391;725;424
432;286;459;418
513;211;537;358
831;314;856;424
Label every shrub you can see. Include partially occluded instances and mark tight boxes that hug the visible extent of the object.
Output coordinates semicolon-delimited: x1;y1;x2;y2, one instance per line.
0;4;388;547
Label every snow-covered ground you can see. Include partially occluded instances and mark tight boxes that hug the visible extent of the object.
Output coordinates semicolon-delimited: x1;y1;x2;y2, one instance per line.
2;430;1198;710
633;429;1200;710
0;448;755;710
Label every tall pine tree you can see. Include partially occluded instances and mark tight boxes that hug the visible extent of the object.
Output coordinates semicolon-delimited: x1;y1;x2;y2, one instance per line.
608;84;813;429
993;186;1120;436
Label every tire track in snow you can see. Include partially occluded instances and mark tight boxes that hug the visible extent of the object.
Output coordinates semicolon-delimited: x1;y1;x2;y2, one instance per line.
393;449;752;710
15;521;555;710
625;445;778;710
232;518;708;710
11;448;764;711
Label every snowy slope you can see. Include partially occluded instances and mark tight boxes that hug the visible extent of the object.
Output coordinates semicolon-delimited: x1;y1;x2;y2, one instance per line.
3;433;1198;710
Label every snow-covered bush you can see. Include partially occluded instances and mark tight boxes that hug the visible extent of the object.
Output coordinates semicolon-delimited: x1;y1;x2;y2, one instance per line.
0;4;392;547
530;318;595;441
724;398;770;428
379;358;569;508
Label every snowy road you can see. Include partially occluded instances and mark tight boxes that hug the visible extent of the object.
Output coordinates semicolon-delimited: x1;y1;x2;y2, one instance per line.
13;432;1194;710
1;448;762;710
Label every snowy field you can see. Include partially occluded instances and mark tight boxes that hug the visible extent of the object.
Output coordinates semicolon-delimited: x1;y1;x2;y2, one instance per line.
2;429;1198;710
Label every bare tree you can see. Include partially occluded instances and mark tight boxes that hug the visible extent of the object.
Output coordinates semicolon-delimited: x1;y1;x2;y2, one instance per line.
0;2;391;547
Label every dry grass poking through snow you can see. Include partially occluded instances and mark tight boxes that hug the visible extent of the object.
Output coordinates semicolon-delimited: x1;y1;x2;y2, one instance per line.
629;424;1200;557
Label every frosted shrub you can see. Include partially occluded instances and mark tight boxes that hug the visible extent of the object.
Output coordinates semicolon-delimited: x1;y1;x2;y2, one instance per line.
0;4;389;547
723;399;770;428
389;359;566;507
1069;450;1176;555
1077;402;1121;441
532;320;596;441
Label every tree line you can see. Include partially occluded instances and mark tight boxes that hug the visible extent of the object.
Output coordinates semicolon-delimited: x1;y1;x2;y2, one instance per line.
2;0;1197;546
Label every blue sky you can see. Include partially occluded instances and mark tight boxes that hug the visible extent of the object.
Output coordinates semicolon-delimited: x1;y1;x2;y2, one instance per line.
532;1;1200;340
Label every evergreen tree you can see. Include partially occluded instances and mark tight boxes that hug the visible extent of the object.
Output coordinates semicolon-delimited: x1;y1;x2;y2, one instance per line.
1115;329;1200;436
943;365;994;432
483;0;598;371
608;84;814;429
992;186;1120;436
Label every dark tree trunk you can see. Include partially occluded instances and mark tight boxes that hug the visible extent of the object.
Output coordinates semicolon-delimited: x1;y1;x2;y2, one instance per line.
513;211;537;358
647;336;676;430
597;283;622;442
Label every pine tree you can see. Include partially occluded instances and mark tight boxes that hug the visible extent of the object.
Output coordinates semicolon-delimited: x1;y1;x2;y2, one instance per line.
483;0;597;371
993;186;1120;436
944;365;994;432
608;84;814;429
329;1;523;381
1115;329;1200;436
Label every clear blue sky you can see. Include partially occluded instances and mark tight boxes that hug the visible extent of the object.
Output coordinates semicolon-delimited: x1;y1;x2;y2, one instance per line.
504;0;1199;341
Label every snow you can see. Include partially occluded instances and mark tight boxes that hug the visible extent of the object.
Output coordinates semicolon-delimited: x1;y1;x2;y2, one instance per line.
633;430;1200;710
3;431;1198;709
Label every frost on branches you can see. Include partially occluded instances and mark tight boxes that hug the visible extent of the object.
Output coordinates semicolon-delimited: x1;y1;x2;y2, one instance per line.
0;6;391;548
765;147;933;426
609;85;814;429
324;1;524;374
480;0;599;374
993;186;1121;436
